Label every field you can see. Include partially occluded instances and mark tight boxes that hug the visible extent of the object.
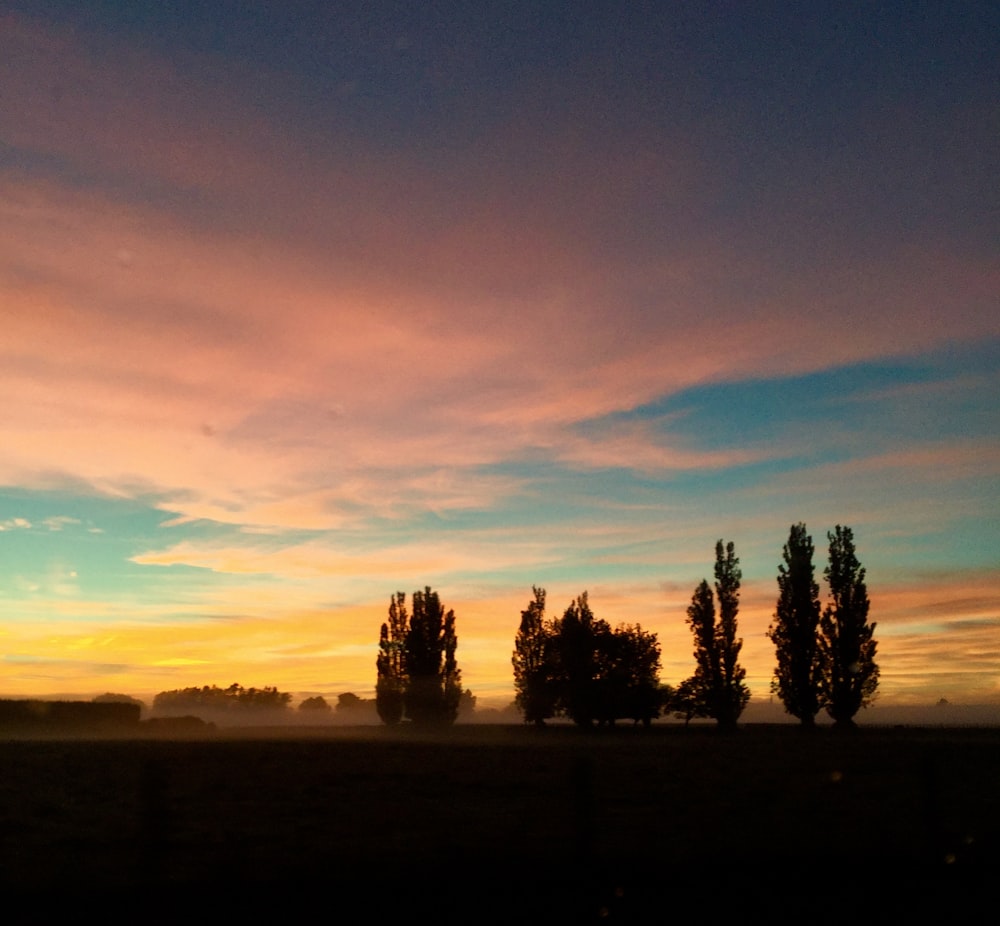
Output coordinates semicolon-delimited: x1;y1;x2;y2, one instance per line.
1;723;997;922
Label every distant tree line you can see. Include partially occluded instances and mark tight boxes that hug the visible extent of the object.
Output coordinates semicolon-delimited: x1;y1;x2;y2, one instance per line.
305;690;477;721
152;683;292;714
369;526;876;730
510;525;878;730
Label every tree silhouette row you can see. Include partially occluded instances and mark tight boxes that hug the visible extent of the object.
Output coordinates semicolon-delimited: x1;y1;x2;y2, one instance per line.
373;525;878;728
768;524;878;727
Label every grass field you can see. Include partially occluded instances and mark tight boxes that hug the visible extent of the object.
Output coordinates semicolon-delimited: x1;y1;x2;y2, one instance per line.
1;723;997;922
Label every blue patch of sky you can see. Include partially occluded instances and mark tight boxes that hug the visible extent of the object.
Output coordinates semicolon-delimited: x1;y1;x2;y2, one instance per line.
0;489;258;615
880;527;1000;576
577;342;999;457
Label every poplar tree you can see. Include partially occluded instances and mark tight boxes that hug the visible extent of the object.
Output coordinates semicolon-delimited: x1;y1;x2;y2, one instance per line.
714;540;749;728
686;579;719;718
405;586;462;726
685;541;750;730
375;587;462;726
819;526;879;727
768;523;823;725
375;592;408;725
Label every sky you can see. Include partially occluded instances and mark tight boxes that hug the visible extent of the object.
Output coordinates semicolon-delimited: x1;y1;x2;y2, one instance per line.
1;1;997;715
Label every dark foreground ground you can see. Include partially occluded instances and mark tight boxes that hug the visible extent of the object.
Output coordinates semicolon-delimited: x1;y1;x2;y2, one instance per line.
1;723;997;923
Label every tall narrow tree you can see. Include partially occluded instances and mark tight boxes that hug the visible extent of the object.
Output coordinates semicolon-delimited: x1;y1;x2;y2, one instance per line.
685;541;750;730
715;540;750;728
714;540;749;729
768;523;823;725
685;579;719;718
375;592;408;725
819;526;878;727
512;586;558;725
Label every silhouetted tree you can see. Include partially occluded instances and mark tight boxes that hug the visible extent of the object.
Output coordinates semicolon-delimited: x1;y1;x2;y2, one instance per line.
685;541;750;730
152;683;291;715
686;579;719;716
376;592;408;725
715;540;749;727
335;692;371;712
668;677;708;725
458;688;477;718
592;620;623;725
768;523;823;725
819;526;879;727
299;695;332;713
512;589;662;727
623;624;662;726
375;588;462;726
235;685;292;710
405;587;462;726
93;692;146;713
556;592;610;727
512;586;559;725
658;683;675;716
595;623;661;726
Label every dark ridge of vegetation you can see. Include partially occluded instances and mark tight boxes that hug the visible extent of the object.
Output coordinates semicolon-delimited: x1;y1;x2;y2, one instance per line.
0;699;140;732
152;683;292;715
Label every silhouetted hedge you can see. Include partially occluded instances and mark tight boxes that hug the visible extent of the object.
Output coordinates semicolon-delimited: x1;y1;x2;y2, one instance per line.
0;699;141;731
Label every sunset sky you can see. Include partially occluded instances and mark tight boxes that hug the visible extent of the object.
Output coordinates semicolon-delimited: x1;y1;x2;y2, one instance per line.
1;2;997;714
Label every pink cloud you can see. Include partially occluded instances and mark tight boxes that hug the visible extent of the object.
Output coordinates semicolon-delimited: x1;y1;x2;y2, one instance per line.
2;14;997;538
